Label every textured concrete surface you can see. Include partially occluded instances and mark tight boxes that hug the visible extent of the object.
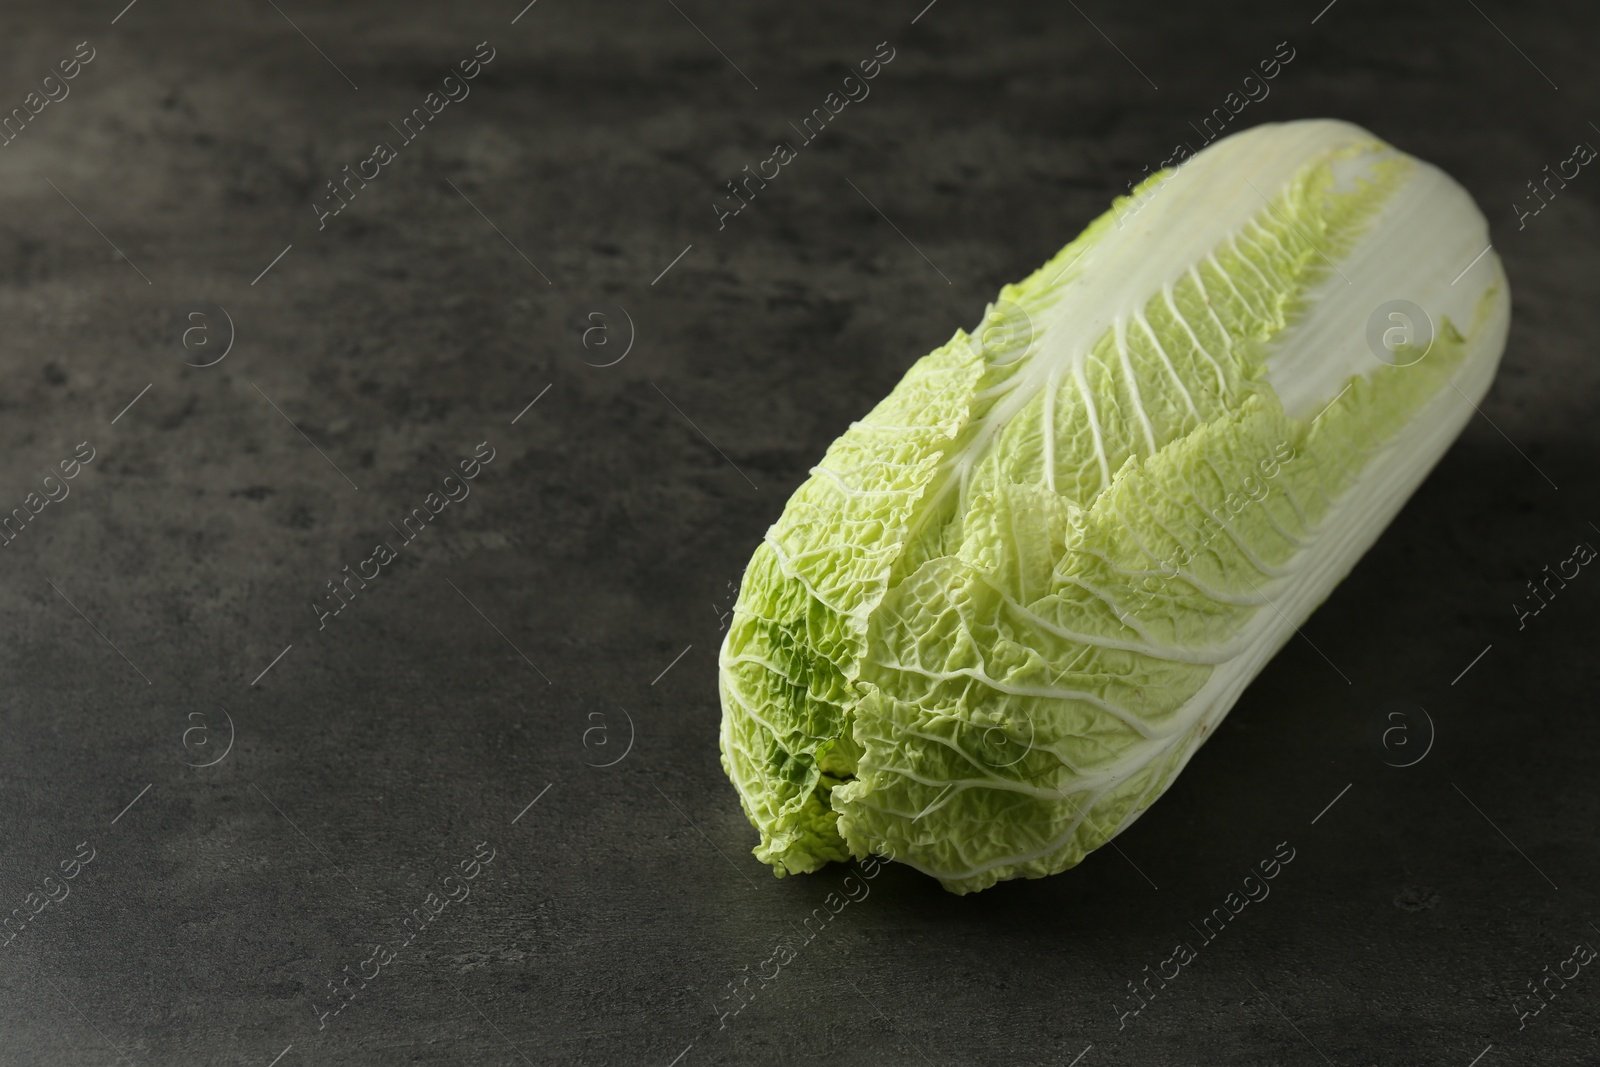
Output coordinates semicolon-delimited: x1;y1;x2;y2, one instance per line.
0;1;1597;1064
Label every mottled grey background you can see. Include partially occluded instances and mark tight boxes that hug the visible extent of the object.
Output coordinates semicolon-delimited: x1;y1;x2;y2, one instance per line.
0;0;1596;1064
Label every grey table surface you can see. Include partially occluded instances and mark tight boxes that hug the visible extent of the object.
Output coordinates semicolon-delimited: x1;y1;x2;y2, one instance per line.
0;1;1596;1064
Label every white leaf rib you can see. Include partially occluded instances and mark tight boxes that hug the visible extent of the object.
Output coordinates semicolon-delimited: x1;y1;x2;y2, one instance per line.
1042;371;1058;494
1101;494;1171;569
1163;282;1231;402
991;580;1251;665
1187;266;1238;372
1228;223;1292;300
910;776;1125;882
1205;251;1262;326
1276;480;1316;534
1254;490;1312;549
1072;361;1113;493
1113;316;1160;455
864;659;1161;738
1135;308;1202;424
1063;550;1273;608
1246;215;1298;266
1168;465;1293;581
808;464;904;497
1226;232;1280;319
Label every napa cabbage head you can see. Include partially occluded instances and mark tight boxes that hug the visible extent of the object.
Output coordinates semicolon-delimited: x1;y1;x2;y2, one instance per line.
717;119;1510;894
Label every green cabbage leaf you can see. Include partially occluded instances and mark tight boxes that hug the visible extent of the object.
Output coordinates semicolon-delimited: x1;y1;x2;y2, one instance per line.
718;119;1510;893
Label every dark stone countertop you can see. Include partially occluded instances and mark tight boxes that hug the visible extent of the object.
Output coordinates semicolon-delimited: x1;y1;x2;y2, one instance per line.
0;1;1596;1064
